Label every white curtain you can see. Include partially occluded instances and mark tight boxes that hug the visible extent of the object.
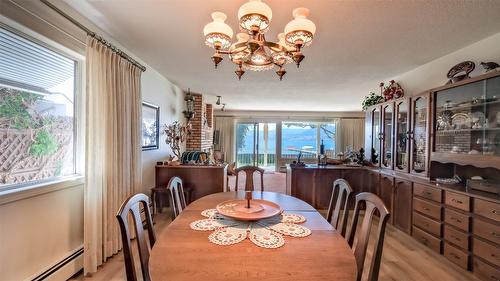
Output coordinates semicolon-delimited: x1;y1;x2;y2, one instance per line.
84;36;142;274
337;118;365;153
215;116;235;163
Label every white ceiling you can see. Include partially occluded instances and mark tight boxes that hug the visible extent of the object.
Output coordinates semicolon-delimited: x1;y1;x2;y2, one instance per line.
62;0;500;111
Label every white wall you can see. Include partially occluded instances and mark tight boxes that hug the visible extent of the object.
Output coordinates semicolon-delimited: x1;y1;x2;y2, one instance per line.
378;32;500;95
141;69;185;193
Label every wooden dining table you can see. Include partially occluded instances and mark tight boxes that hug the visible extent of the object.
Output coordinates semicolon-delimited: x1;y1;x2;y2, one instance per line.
149;191;357;281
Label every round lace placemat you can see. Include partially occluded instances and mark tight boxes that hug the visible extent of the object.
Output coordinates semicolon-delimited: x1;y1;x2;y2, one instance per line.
189;208;311;249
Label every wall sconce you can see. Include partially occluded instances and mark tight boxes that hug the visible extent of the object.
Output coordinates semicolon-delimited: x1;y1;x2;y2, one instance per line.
221;103;226;111
216;95;221;105
183;88;195;120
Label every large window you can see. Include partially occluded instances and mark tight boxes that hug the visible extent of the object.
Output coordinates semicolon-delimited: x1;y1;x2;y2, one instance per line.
281;122;336;159
0;26;78;189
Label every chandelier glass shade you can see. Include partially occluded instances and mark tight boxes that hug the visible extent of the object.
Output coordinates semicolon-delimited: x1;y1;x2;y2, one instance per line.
203;12;234;50
203;0;316;80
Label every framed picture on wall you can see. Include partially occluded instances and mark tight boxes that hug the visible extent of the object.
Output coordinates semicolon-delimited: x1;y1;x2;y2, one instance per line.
141;102;160;150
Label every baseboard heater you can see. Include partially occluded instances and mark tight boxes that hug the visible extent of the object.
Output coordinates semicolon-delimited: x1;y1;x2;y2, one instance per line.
31;247;83;281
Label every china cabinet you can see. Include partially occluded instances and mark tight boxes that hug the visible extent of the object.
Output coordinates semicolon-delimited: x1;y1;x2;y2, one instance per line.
433;75;500;169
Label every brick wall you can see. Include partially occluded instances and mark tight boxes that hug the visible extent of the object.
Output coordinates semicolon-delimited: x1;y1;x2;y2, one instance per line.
185;93;214;151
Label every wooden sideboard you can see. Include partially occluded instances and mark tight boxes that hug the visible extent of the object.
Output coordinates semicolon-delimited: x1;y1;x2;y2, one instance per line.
287;164;500;280
155;165;227;202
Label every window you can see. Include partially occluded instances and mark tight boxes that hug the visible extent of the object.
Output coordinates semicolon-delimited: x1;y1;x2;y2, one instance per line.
281;121;336;159
0;26;78;189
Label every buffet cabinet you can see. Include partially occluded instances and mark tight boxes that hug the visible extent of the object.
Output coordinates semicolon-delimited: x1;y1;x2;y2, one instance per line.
364;71;500;280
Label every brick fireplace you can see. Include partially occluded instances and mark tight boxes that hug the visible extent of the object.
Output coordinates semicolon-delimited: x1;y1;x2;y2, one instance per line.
185;92;214;152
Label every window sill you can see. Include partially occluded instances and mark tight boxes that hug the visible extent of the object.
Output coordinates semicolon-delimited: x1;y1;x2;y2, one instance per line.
0;176;85;206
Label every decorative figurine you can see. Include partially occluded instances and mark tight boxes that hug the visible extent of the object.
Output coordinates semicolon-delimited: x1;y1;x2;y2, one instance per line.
481;61;500;73
446;61;475;84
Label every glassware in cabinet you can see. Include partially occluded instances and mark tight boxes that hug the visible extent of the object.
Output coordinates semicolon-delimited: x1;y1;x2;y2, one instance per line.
410;95;429;174
382;103;394;169
395;99;410;172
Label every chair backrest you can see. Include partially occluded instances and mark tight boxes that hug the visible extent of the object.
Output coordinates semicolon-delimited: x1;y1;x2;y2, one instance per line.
116;193;156;281
167;176;186;218
235;165;264;191
346;192;390;281
326;178;353;237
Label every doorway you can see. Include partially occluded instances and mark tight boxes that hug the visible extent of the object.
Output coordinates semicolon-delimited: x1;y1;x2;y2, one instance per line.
235;122;276;171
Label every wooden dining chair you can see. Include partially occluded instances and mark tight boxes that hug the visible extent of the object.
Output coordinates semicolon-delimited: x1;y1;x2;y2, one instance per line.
326;178;353;237
116;193;156;281
235;165;264;191
346;192;390;281
166;176;187;219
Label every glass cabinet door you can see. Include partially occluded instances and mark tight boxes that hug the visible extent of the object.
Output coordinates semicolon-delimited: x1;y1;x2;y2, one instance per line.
411;95;429;174
382;103;394;169
435;76;500;156
395;100;409;171
371;107;381;165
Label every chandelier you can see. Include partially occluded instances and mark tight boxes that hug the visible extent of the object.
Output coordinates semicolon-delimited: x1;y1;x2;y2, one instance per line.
203;0;316;80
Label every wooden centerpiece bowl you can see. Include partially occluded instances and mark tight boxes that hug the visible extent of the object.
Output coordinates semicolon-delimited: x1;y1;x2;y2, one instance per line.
216;192;282;221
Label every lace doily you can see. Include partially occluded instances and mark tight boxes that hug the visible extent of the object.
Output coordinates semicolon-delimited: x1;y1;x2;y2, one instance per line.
189;209;311;249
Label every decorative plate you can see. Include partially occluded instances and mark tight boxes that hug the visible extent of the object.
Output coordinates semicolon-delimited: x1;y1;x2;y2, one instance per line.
216;199;283;221
451;113;471;129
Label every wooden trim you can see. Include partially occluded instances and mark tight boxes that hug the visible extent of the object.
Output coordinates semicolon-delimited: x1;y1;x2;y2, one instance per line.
431;152;500;170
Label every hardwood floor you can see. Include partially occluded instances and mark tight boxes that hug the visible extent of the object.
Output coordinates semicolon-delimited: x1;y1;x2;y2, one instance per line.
70;207;480;281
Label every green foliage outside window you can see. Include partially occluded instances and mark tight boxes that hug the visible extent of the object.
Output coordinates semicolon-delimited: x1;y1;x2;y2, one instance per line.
0;87;59;157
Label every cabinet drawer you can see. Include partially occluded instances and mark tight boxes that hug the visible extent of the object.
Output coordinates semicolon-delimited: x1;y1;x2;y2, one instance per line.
474;238;500;268
444;208;470;232
414;183;442;203
474;218;500;246
444;242;469;270
413;211;441;236
473;257;500;281
414;197;442;220
413;226;442;253
445;191;470;212
444;225;469;250
475;199;500;223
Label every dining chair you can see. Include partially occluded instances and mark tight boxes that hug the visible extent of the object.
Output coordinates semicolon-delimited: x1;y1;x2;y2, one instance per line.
116;193;156;281
326;178;353;237
166;176;187;219
151;178;192;215
235;165;264;191
346;192;390;281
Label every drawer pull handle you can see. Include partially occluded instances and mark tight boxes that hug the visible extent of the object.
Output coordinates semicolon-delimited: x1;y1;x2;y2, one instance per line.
489;275;499;281
492;232;500;238
450;253;460;259
451;217;462;223
422;207;430;211
492;209;499;215
423;191;432;196
450;235;461;242
451;198;463;204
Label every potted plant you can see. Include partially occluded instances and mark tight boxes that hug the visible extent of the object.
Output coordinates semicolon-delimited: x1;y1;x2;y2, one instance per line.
361;92;384;110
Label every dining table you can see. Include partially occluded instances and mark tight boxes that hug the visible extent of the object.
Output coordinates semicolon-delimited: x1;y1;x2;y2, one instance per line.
149;191;357;281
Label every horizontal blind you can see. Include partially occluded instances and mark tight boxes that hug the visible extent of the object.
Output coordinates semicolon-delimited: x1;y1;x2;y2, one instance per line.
0;26;75;91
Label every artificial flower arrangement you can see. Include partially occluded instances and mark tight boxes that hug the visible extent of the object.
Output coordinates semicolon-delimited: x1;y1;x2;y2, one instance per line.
381;80;404;101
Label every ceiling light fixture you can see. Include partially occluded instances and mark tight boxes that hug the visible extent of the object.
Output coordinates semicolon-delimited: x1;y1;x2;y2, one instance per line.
216;95;222;105
203;0;316;80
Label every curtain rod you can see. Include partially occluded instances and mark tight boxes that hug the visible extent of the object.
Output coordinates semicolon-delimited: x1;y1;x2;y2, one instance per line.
40;0;146;72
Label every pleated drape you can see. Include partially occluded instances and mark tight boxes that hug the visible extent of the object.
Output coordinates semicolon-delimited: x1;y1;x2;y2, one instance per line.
215;116;235;163
84;36;142;274
337;118;365;152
